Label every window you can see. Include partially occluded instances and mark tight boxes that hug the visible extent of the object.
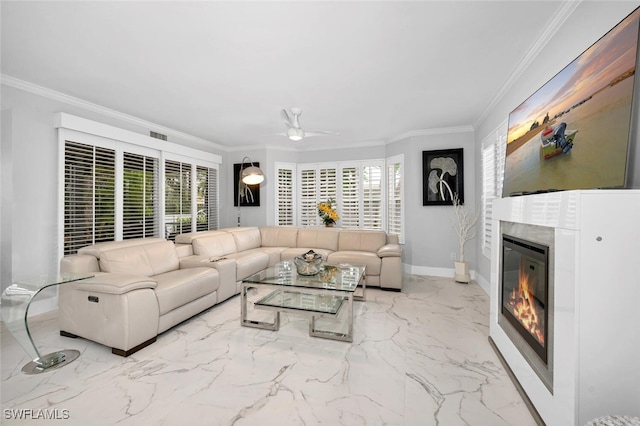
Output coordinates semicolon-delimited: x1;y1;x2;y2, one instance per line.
275;163;295;225
164;160;192;240
481;127;506;257
123;152;159;239
277;159;394;232
386;155;403;240
64;141;116;255
197;165;218;231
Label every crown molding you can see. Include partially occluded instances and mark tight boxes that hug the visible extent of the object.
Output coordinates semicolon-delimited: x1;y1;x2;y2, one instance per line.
387;125;474;144
473;0;582;129
1;74;226;151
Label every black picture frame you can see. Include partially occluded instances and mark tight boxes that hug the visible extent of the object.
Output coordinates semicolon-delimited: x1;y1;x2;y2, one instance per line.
233;162;261;207
422;148;464;206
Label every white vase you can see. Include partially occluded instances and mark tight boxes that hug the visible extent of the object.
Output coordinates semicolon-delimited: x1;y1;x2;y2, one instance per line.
454;261;470;283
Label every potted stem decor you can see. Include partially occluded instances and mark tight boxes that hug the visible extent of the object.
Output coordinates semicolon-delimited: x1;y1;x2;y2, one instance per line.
450;193;480;283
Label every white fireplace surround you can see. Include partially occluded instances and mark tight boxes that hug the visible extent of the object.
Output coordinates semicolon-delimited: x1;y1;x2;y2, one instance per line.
490;190;640;426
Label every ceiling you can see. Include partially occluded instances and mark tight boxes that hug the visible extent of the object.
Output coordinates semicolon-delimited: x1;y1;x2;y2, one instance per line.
1;1;566;151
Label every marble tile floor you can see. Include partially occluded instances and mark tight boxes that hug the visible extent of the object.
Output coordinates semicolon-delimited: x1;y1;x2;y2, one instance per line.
1;275;537;426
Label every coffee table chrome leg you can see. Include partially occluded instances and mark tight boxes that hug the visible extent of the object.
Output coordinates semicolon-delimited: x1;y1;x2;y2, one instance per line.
308;295;353;342
241;283;279;331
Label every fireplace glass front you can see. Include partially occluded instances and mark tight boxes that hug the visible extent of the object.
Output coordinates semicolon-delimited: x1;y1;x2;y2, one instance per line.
501;234;549;364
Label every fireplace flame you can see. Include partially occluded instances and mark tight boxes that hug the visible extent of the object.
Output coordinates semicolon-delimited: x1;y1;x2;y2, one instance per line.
508;266;545;345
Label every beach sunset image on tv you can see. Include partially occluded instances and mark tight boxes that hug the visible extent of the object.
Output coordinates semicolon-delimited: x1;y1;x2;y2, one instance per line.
502;7;640;197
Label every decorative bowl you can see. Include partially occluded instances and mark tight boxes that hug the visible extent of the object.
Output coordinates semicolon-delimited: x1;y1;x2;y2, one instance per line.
294;250;323;276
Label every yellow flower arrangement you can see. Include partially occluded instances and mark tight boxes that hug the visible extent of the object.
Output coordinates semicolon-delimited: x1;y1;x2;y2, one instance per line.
317;198;339;226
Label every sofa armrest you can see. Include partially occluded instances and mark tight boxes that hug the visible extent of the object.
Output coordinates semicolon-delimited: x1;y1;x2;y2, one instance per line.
70;272;157;295
377;243;402;258
180;255;231;270
60;254;100;274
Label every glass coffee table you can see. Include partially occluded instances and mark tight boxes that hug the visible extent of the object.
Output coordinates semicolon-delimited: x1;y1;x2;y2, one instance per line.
241;262;365;342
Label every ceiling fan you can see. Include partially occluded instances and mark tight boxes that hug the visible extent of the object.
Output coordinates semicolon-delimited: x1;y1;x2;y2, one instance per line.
280;107;339;141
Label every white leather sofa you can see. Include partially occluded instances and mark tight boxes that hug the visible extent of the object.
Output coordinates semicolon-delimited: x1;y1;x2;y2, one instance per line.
176;226;403;290
58;227;402;356
59;238;222;356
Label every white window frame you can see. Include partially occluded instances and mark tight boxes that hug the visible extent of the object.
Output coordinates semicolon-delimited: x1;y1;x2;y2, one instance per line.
57;114;220;258
386;154;404;243
274;162;297;226
481;121;507;258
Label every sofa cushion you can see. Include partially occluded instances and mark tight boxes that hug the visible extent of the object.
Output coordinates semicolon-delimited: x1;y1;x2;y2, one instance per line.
327;251;382;276
192;233;237;257
225;227;262;252
153;268;219;315
280;247;333;262
297;229;339;251
224;250;270;280
99;241;179;276
338;230;387;252
259;226;298;247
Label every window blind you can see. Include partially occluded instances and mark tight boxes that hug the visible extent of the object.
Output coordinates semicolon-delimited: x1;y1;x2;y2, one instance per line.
64;141;116;254
386;157;403;238
340;166;360;228
165;160;192;240
123;152;159;239
481;130;506;257
276;165;295;225
196;166;218;231
362;164;383;229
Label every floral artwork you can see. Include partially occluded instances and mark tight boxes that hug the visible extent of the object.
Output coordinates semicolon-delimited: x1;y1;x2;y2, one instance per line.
317;198;339;226
422;148;464;206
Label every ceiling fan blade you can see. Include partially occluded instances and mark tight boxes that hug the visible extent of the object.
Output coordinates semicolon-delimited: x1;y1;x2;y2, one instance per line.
281;109;292;127
304;130;340;137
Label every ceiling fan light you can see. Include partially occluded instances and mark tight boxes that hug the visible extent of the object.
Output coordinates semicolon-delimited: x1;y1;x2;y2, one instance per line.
241;165;264;185
287;127;304;141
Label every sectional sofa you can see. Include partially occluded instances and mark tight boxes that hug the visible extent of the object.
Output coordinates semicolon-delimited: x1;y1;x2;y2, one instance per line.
58;226;402;355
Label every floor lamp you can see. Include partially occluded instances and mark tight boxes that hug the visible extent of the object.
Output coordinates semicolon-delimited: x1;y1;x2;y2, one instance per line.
237;156;264;226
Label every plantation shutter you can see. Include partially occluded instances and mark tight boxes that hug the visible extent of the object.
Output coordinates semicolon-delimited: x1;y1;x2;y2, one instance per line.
340;166;360;228
196;165;218;231
164;160;192;240
319;167;337;202
299;168;318;226
123;152;159;239
362;164;383;229
276;164;295;225
387;157;403;239
482;130;506;257
64;141;116;254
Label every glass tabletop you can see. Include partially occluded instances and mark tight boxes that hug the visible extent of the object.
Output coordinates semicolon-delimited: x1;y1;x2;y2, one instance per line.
243;261;365;293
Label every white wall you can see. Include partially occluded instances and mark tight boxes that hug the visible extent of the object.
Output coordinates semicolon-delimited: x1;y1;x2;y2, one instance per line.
473;1;640;286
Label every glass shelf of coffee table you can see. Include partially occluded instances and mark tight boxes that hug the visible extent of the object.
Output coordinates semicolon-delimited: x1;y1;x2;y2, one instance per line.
1;272;94;374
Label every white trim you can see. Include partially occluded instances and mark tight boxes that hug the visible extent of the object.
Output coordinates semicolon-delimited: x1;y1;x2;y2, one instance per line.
388;126;474;144
55;113;222;165
2;74;226;151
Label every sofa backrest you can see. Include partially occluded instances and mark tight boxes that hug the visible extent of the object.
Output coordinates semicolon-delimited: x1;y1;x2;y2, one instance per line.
338;230;387;252
224;227;262;252
297;228;339;251
78;237;166;259
259;226;299;247
98;240;179;276
191;232;237;257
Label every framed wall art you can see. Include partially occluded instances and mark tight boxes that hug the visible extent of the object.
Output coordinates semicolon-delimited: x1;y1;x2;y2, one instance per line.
422;148;464;206
233;162;261;207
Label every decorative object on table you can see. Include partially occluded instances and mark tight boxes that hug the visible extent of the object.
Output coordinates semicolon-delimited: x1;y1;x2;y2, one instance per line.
317;198;339;227
294;250;323;275
234;157;264;225
422;148;464;206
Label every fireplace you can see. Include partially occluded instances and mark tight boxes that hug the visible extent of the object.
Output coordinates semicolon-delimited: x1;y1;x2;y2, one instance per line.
499;223;554;392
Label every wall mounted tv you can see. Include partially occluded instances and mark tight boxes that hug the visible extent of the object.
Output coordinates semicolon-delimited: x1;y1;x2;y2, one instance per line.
502;7;640;197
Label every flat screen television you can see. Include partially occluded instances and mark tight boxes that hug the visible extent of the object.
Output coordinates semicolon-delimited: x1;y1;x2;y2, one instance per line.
502;6;640;197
